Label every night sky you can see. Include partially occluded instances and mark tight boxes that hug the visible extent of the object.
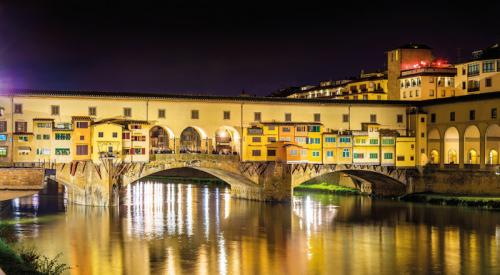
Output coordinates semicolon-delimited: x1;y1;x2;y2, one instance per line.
0;1;499;96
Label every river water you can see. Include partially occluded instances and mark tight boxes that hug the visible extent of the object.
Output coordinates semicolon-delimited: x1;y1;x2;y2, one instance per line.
0;179;499;275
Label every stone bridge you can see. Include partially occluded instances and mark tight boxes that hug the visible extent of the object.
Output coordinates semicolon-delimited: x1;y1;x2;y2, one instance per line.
54;154;416;206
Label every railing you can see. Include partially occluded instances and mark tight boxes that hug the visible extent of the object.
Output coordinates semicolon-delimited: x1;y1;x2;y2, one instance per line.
467;86;480;92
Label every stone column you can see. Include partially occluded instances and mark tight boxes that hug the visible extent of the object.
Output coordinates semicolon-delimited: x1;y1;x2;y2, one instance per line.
439;136;445;169
480;132;486;169
459;130;465;169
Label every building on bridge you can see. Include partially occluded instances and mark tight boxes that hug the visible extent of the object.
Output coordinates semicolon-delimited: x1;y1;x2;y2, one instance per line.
0;89;498;168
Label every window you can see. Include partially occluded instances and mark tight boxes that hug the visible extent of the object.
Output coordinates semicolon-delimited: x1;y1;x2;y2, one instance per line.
124;108;132;117
290;149;298;156
282;127;291;133
397;114;403;123
384;153;393;159
0;134;6;141
37;122;51;128
55;148;70;155
325;137;336;143
89;107;97;116
397;156;405;161
312;151;320;157
0;121;6;132
252;137;261;142
158;109;165;118
492;108;498;119
112;132;118;138
313;113;320;122
252;150;261;156
308;125;320;132
42;134;50;140
420;117;425;123
353;153;364;159
80;135;84;141
339;137;351;143
469;110;475;121
98;132;104;138
431;113;436;123
55;133;71;140
450;112;455;122
370;114;377;123
485;78;492;87
285;113;292;122
122;132;130;139
254;112;261;122
326;151;334;157
268;125;275;130
468;63;480;76
0;146;7;157
191;110;199;119
369;139;378;145
267;149;276;157
363;95;368;100
462;82;466;89
342;149;350;158
76;121;89;128
421;132;425;138
342;114;349;123
76;145;88;155
50;105;59;116
483;61;495;73
268;137;276;143
15;121;27;133
295;137;306;143
223;111;230;120
296;126;306;132
382;139;394;145
18;135;28;142
14;104;22;114
369;153;378;159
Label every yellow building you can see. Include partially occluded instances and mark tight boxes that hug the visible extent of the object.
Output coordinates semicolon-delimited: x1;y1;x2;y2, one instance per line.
352;124;381;165
322;132;338;164
91;121;123;163
342;73;388;100
52;122;73;163
395;137;416;167
33;118;53;163
72;116;92;161
305;124;323;163
399;64;457;100
242;125;267;161
454;43;500;96
380;130;397;166
336;133;353;164
13;133;34;163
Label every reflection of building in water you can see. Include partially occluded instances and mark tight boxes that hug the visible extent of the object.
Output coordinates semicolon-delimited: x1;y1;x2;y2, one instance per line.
292;195;338;235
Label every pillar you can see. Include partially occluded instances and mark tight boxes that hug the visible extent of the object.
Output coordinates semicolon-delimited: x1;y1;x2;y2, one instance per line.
480;132;486;169
439;136;445;169
459;131;465;169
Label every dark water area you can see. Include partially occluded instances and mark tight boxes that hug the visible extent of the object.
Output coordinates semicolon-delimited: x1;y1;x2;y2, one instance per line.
0;179;499;274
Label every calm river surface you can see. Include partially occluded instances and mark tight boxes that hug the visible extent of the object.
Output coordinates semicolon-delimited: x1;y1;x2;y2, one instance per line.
1;179;499;275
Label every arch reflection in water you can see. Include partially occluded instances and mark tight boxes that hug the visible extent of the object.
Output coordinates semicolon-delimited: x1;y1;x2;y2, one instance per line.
123;180;231;240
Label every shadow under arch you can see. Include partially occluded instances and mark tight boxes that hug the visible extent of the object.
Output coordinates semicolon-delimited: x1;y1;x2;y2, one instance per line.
295;170;407;197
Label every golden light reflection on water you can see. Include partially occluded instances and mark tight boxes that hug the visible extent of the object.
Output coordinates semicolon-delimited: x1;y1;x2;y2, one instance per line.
5;181;500;275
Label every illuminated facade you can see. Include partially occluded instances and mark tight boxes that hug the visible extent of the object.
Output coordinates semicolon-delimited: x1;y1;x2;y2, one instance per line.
0;90;498;168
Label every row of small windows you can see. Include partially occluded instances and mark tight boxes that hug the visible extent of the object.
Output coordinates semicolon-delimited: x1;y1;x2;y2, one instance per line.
464;60;500;76
429;108;497;123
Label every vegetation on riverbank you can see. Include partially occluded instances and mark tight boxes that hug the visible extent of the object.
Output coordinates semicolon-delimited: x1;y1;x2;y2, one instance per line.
294;182;360;195
401;193;500;209
0;223;70;274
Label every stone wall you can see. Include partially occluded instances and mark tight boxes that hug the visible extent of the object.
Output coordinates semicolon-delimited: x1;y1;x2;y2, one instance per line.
410;169;500;196
0;168;45;190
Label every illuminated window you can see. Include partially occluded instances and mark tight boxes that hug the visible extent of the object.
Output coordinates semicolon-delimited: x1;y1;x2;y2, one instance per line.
483;61;495;73
0;107;4;116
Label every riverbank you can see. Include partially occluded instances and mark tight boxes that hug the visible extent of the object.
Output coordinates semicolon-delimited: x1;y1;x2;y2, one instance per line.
401;193;500;209
293;182;360;195
0;223;69;274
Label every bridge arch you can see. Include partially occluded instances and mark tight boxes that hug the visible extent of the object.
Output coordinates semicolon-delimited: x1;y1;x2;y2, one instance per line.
427;128;441;164
444;126;460;164
464;125;480;164
292;168;408;197
214;125;241;155
485;124;500;165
